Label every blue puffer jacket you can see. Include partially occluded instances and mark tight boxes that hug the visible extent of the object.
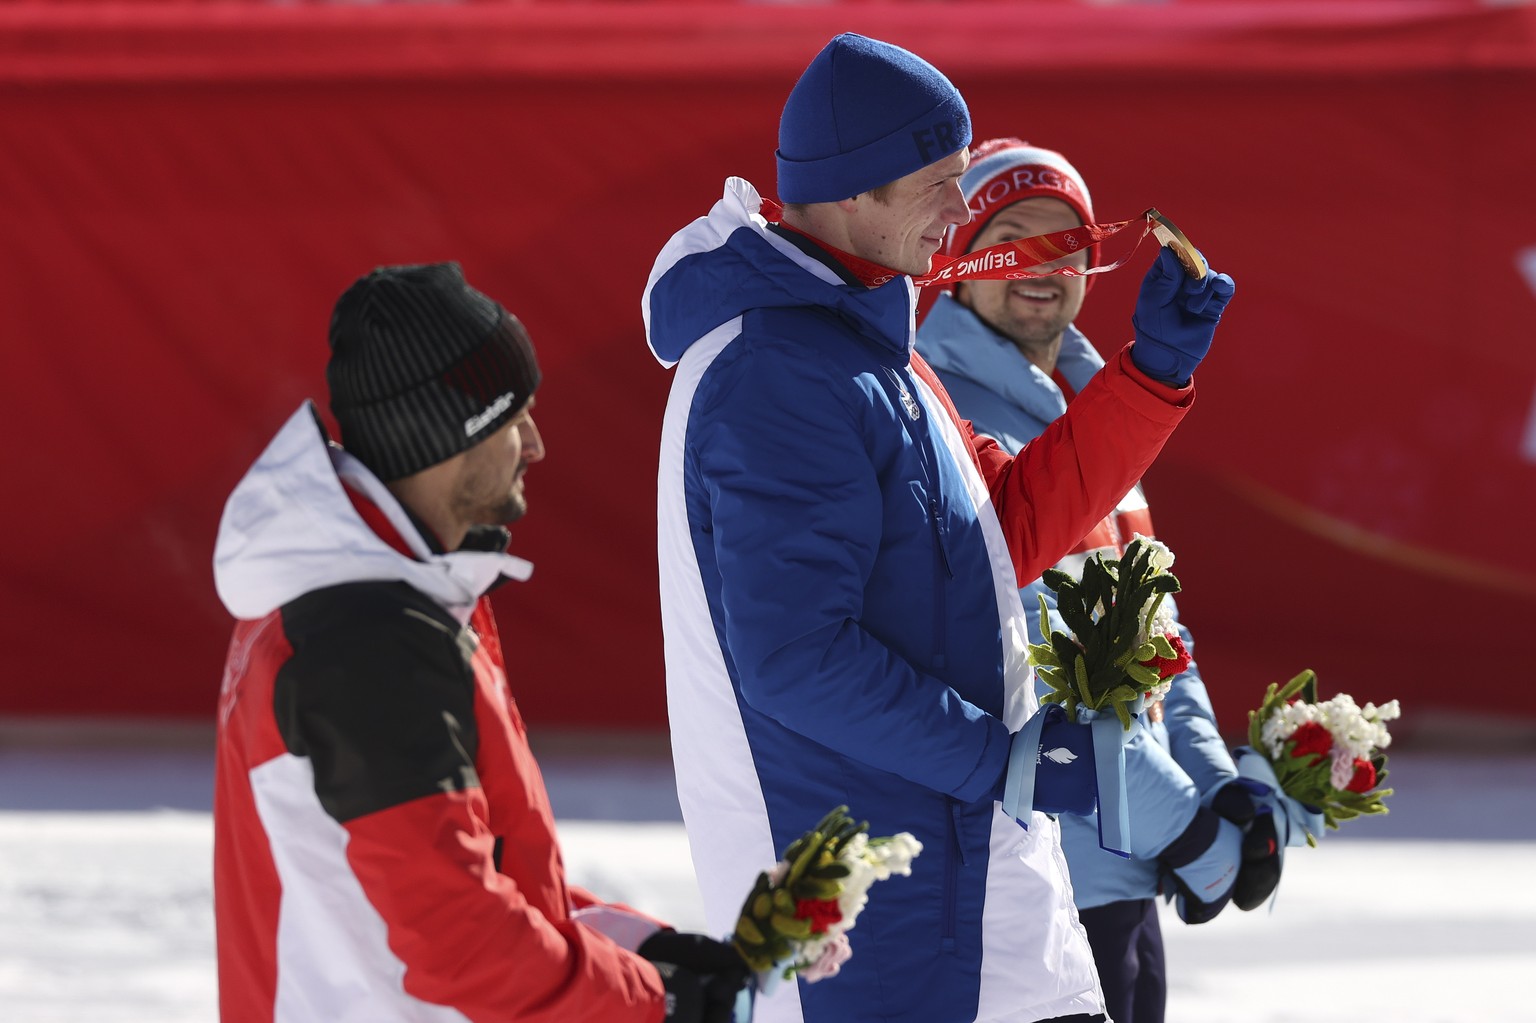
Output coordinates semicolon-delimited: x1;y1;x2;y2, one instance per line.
644;178;1192;1023
917;291;1237;909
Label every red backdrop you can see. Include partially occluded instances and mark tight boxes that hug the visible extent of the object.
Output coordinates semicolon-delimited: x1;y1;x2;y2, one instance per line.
3;1;1534;738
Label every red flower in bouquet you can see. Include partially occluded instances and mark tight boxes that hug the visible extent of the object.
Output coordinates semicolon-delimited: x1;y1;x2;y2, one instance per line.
1287;720;1333;763
795;898;843;935
1137;632;1191;679
1345;758;1377;794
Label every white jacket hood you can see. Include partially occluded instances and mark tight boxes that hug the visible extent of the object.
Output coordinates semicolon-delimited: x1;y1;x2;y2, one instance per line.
213;403;533;625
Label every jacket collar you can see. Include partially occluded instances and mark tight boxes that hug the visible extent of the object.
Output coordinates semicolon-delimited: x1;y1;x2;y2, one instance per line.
916;292;1104;422
213;402;533;625
644;177;917;366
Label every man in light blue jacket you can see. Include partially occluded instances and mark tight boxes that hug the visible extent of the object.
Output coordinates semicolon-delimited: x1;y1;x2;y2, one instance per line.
916;139;1275;1023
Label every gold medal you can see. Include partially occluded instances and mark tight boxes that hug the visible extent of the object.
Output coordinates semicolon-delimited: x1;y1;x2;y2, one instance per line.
1144;208;1208;281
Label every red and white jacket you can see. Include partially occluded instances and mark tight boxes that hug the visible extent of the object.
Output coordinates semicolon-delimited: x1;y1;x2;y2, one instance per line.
212;404;667;1023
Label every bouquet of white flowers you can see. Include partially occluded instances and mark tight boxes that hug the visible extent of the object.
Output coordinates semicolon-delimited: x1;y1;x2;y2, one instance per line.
1241;669;1398;847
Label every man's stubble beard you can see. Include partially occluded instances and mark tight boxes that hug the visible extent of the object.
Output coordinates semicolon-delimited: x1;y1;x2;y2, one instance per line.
453;464;529;530
996;311;1068;365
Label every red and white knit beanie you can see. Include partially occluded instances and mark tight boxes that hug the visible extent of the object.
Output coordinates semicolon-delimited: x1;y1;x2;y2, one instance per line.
943;138;1095;262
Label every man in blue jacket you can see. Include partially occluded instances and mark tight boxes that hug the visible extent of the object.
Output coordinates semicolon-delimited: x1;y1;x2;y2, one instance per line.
644;35;1235;1023
916;138;1274;1023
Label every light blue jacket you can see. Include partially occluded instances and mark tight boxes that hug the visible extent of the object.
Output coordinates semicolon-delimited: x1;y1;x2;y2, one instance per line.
917;291;1237;908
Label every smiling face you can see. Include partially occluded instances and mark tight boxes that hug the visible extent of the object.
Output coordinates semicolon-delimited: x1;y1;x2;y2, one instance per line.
955;196;1089;372
841;148;972;276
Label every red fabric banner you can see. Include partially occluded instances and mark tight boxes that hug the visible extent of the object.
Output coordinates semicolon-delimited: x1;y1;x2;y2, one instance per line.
3;2;1534;737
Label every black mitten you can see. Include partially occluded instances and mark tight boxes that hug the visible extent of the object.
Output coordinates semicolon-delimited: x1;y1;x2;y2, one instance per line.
639;931;751;1023
1160;806;1241;925
650;961;707;1022
1208;778;1282;911
1232;809;1282;911
1208;779;1257;827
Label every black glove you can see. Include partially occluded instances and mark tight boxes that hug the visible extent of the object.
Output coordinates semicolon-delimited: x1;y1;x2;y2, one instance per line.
1208;777;1257;827
1233;810;1282;911
1159;806;1241;925
639;930;751;1023
1209;778;1283;911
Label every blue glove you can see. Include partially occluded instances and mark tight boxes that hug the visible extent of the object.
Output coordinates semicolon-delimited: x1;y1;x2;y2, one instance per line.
1159;806;1242;924
1031;705;1096;816
1130;246;1236;386
1001;703;1097;819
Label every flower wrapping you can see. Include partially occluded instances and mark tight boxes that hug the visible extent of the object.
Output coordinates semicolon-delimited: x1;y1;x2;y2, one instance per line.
731;806;921;995
1240;669;1399;848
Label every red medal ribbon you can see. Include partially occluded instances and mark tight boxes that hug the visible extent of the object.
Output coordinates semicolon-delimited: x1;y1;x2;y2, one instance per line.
762;196;1157;290
913;216;1151;288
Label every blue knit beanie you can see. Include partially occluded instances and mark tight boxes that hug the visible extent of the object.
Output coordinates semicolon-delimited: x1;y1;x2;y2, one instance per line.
776;33;972;204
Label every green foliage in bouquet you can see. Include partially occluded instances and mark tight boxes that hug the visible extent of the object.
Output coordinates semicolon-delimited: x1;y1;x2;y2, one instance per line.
731;806;864;975
1028;536;1182;729
1248;670;1395;845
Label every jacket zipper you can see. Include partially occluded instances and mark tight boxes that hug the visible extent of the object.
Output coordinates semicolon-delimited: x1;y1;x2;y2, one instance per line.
929;498;954;579
942;798;967;950
887;365;955;667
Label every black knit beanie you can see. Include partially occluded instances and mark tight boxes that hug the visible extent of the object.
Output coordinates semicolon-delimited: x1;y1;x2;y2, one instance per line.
326;263;541;482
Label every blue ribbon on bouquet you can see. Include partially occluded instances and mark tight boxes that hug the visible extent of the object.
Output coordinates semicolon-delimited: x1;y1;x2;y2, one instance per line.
1233;746;1324;850
1001;702;1142;857
732;976;759;1022
731;954;790;1021
1084;707;1133;857
1001;704;1053;828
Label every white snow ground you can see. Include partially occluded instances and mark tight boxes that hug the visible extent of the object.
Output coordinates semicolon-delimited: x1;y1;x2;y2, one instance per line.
1;725;1533;1023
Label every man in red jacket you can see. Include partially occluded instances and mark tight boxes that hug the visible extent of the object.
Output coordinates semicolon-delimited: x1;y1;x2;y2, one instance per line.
212;262;747;1022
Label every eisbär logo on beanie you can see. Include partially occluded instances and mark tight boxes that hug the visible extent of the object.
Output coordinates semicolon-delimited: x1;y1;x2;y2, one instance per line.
326;262;541;482
776;33;972;204
462;392;518;438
